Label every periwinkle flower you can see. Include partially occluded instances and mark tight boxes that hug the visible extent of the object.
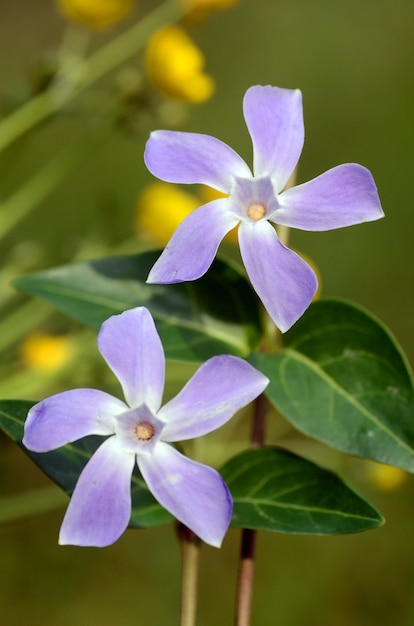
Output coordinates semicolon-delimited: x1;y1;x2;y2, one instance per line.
144;85;384;332
23;307;268;548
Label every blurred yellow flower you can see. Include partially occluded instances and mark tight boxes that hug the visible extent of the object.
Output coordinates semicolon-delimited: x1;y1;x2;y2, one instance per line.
56;0;134;30
183;0;239;22
144;26;215;104
135;182;237;246
368;462;407;492
136;182;199;246
20;332;74;373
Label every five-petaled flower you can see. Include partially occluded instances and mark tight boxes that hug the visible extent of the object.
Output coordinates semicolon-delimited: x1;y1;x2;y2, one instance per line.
144;85;384;332
23;307;268;548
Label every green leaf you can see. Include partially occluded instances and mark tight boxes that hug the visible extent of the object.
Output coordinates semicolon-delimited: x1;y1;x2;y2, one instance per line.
14;251;261;361
253;298;414;471
0;400;171;528
221;447;383;534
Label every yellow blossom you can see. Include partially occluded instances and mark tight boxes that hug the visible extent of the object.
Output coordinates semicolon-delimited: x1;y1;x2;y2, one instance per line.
183;0;239;23
20;332;74;373
144;26;215;104
136;182;200;246
368;462;407;492
135;182;238;247
56;0;134;30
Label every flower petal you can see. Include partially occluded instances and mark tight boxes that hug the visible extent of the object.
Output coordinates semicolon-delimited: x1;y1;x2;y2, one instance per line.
159;356;268;441
144;130;251;193
23;389;123;452
138;442;232;547
243;85;304;190
147;199;239;283
97;307;165;412
59;436;135;547
276;164;384;230
238;220;318;332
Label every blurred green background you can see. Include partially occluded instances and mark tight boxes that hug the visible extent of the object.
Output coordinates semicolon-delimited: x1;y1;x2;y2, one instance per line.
1;0;414;624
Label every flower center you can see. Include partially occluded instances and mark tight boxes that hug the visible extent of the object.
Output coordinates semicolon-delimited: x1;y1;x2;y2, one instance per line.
134;421;155;443
247;203;266;221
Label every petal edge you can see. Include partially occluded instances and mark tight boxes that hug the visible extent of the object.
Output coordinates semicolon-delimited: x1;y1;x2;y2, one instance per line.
138;443;232;547
239;220;317;332
160;355;269;441
59;437;135;547
144;130;251;193
243;85;304;190
277;164;384;231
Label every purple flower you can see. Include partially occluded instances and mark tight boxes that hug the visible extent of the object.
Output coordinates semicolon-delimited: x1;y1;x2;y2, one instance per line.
144;85;384;332
23;307;268;548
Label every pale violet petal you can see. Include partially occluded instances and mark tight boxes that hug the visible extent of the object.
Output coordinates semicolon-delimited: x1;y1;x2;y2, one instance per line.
159;356;269;441
243;85;304;190
97;308;165;412
138;442;232;547
147;200;239;283
59;436;135;547
238;220;317;332
23;389;123;452
144;130;251;193
276;164;384;231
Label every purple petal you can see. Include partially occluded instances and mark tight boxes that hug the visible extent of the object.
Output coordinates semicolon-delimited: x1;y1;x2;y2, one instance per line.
147;199;239;283
138;442;232;547
144;130;251;193
159;356;269;441
23;389;123;452
243;85;304;190
276;164;384;231
97;307;165;412
238;220;318;332
59;436;135;547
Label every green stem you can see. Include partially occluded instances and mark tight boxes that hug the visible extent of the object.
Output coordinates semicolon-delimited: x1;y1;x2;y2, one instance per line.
0;300;51;353
0;132;105;238
178;523;201;626
0;0;182;153
0;485;67;524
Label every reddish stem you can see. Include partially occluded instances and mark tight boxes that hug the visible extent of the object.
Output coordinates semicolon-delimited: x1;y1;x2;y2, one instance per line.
234;393;269;626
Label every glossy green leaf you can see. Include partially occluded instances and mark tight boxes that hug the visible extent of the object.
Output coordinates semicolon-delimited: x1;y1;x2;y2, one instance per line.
14;252;261;361
0;400;172;528
221;447;383;534
253;298;414;471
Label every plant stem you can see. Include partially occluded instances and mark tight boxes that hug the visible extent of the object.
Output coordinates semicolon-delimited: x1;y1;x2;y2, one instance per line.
0;300;51;353
0;0;181;153
0;485;67;524
234;528;257;626
234;181;293;624
0;132;105;238
250;392;269;449
234;393;269;626
178;523;201;626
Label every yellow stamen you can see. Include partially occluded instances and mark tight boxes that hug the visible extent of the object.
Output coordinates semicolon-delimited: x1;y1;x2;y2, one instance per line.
135;422;155;442
247;203;266;221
